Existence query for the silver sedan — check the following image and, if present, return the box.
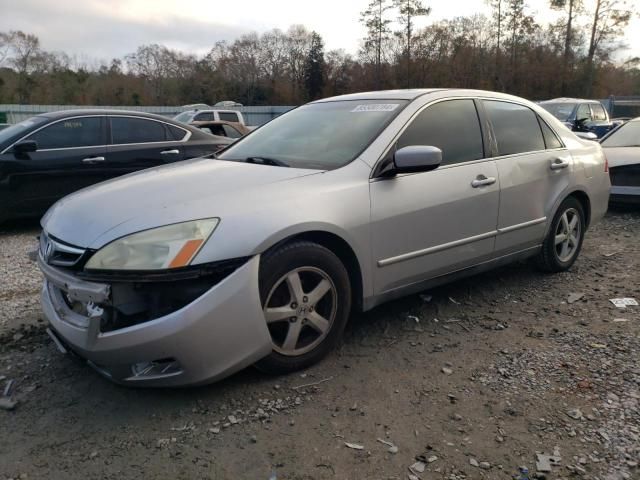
[38,89,610,386]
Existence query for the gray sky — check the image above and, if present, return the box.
[1,0,638,64]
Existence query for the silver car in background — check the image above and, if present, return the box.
[38,89,610,386]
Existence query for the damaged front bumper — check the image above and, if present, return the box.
[39,255,273,386]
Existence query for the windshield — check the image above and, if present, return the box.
[173,112,194,123]
[540,103,577,122]
[601,121,640,147]
[0,116,48,146]
[216,100,408,170]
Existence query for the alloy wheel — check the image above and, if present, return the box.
[263,267,337,356]
[554,207,581,263]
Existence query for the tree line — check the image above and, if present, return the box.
[0,0,637,107]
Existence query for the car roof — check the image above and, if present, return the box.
[539,98,600,104]
[37,109,179,121]
[314,88,546,104]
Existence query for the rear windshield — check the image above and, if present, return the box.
[540,103,576,122]
[601,121,640,148]
[0,116,48,146]
[217,100,408,170]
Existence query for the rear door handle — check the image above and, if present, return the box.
[161,149,180,155]
[471,175,496,188]
[550,158,570,170]
[82,156,105,164]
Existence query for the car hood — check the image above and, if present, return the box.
[603,146,640,168]
[42,158,322,248]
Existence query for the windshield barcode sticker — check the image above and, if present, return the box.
[351,104,399,113]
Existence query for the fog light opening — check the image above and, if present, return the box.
[130,359,183,380]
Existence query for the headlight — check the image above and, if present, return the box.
[85,219,219,271]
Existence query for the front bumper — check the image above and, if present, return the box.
[39,255,272,386]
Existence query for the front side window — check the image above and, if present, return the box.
[540,103,576,122]
[110,117,169,144]
[601,121,640,147]
[194,112,215,122]
[27,117,104,150]
[576,104,592,122]
[591,103,607,121]
[484,101,545,155]
[396,99,484,166]
[219,112,239,123]
[217,100,407,170]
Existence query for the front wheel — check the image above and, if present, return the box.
[256,241,351,374]
[536,197,585,272]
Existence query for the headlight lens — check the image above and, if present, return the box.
[85,219,219,271]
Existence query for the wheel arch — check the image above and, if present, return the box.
[261,230,365,312]
[547,188,592,235]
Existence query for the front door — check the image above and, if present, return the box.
[370,98,500,295]
[0,116,108,218]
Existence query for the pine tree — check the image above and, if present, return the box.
[304,32,325,100]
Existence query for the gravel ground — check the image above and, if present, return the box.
[0,209,638,480]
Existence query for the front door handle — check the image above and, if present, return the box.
[550,158,570,170]
[82,156,105,164]
[471,174,497,188]
[161,149,180,155]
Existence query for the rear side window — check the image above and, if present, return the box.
[591,103,607,121]
[218,112,239,123]
[27,117,105,149]
[110,117,169,144]
[538,118,563,149]
[167,124,187,141]
[484,101,545,155]
[397,99,484,166]
[223,125,242,138]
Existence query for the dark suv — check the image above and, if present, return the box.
[539,98,614,138]
[0,110,231,223]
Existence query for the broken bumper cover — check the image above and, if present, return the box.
[39,255,273,386]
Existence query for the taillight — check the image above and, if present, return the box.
[604,154,609,173]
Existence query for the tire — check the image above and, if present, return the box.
[255,241,351,374]
[536,196,586,272]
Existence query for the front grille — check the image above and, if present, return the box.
[610,165,640,187]
[39,231,87,268]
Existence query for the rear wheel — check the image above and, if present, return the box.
[536,197,585,272]
[256,241,351,374]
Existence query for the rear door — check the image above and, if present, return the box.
[1,116,107,217]
[483,100,572,256]
[105,116,186,177]
[370,98,500,294]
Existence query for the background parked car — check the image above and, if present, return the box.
[539,98,615,138]
[173,109,246,126]
[0,110,228,223]
[191,120,251,140]
[600,117,640,204]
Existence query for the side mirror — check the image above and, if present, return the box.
[393,145,442,174]
[13,140,38,154]
[575,131,598,141]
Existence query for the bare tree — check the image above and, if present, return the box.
[550,0,583,94]
[584,0,631,94]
